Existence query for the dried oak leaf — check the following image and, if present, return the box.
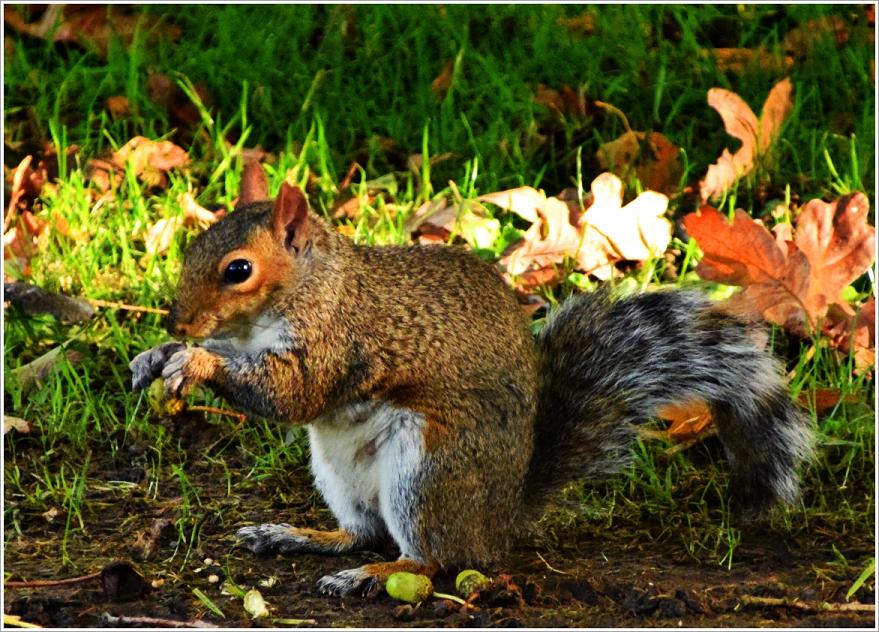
[684,206,812,329]
[596,131,682,196]
[700,78,794,202]
[580,172,672,273]
[410,197,500,250]
[495,174,671,290]
[533,84,592,119]
[684,194,875,336]
[793,193,875,317]
[91,136,189,191]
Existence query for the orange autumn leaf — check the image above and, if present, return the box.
[793,193,876,316]
[684,194,875,337]
[684,206,811,329]
[596,131,683,196]
[657,400,714,441]
[700,79,794,202]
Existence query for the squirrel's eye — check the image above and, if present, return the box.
[223,259,252,284]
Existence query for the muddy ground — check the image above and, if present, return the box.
[4,416,875,628]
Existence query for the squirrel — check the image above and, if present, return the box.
[130,163,814,597]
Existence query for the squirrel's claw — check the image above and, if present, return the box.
[129,341,186,391]
[316,567,382,598]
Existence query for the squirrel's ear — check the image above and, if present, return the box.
[238,160,269,206]
[272,183,310,254]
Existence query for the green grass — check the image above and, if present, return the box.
[3,4,874,581]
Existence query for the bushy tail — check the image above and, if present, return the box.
[524,288,814,518]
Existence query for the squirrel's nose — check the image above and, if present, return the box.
[165,304,183,337]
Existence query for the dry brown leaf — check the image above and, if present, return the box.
[499,195,581,292]
[685,195,875,339]
[410,197,500,250]
[782,15,849,58]
[105,95,131,118]
[596,131,682,196]
[533,84,591,119]
[4,5,180,58]
[478,187,546,223]
[700,79,794,202]
[794,193,875,315]
[684,206,812,329]
[709,47,794,75]
[797,387,859,417]
[557,12,596,36]
[179,193,220,227]
[495,174,671,289]
[657,400,714,441]
[3,415,30,435]
[431,60,454,99]
[91,136,189,190]
[580,172,672,267]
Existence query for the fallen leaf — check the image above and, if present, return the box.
[557,11,596,36]
[8,344,84,392]
[131,518,173,561]
[596,131,682,195]
[700,78,794,202]
[410,197,500,250]
[144,216,184,255]
[684,206,812,329]
[495,174,671,290]
[793,193,875,314]
[479,186,546,223]
[147,73,211,133]
[499,194,582,290]
[684,195,875,337]
[4,5,180,58]
[533,84,592,119]
[708,47,794,75]
[243,588,270,619]
[105,95,131,118]
[431,60,455,99]
[782,15,849,58]
[580,172,672,265]
[90,136,189,191]
[3,415,30,434]
[657,400,714,441]
[179,193,220,227]
[797,388,859,417]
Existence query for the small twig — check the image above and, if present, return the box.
[661,427,719,459]
[339,161,360,191]
[102,613,219,628]
[536,551,571,575]
[87,299,169,315]
[739,594,875,613]
[5,571,101,588]
[188,405,247,424]
[594,100,634,136]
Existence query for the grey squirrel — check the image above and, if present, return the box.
[130,164,813,596]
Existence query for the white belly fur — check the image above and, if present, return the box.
[308,400,426,557]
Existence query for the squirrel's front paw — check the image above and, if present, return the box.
[161,347,221,398]
[130,342,186,391]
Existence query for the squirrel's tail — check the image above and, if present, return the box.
[524,289,813,518]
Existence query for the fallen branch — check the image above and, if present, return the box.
[739,594,875,613]
[5,571,101,588]
[102,613,218,628]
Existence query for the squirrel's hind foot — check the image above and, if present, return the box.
[317,558,439,598]
[236,524,360,555]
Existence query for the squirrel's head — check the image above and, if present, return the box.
[167,175,323,341]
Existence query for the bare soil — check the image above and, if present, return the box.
[4,417,875,628]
